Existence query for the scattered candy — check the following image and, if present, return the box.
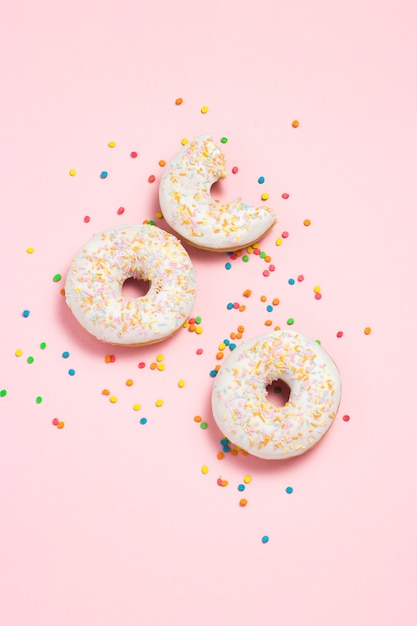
[286,486,294,494]
[261,535,269,544]
[364,327,372,335]
[100,171,108,179]
[343,415,350,422]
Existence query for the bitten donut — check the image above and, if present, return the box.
[159,135,276,251]
[65,224,197,346]
[212,330,341,460]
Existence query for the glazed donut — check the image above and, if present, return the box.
[159,135,276,251]
[211,330,341,460]
[65,224,197,346]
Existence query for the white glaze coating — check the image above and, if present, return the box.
[159,135,276,251]
[211,330,341,460]
[65,224,197,345]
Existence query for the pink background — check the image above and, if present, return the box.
[1,1,416,624]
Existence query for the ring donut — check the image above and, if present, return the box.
[159,135,276,251]
[65,224,197,346]
[211,330,341,460]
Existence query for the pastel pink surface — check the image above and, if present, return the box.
[1,1,417,625]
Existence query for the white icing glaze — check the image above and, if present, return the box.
[65,224,197,345]
[211,330,341,460]
[159,135,276,251]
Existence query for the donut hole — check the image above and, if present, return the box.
[266,380,291,407]
[121,276,151,298]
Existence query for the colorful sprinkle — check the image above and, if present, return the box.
[303,219,311,226]
[337,331,343,338]
[26,247,35,254]
[139,417,147,425]
[282,193,289,199]
[286,486,294,494]
[133,403,141,411]
[22,310,30,318]
[68,369,75,376]
[364,327,372,335]
[155,399,163,407]
[117,207,125,215]
[0,390,7,397]
[52,418,59,426]
[200,421,208,430]
[261,535,269,544]
[232,166,238,174]
[15,349,22,357]
[258,176,265,184]
[53,274,61,282]
[69,169,76,176]
[220,137,228,144]
[287,318,295,325]
[62,351,70,358]
[292,120,299,128]
[108,141,116,148]
[27,356,34,364]
[201,106,208,114]
[130,151,138,158]
[57,421,65,429]
[239,499,248,507]
[100,171,108,179]
[148,175,156,183]
[343,414,350,422]
[201,465,208,474]
[35,396,42,404]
